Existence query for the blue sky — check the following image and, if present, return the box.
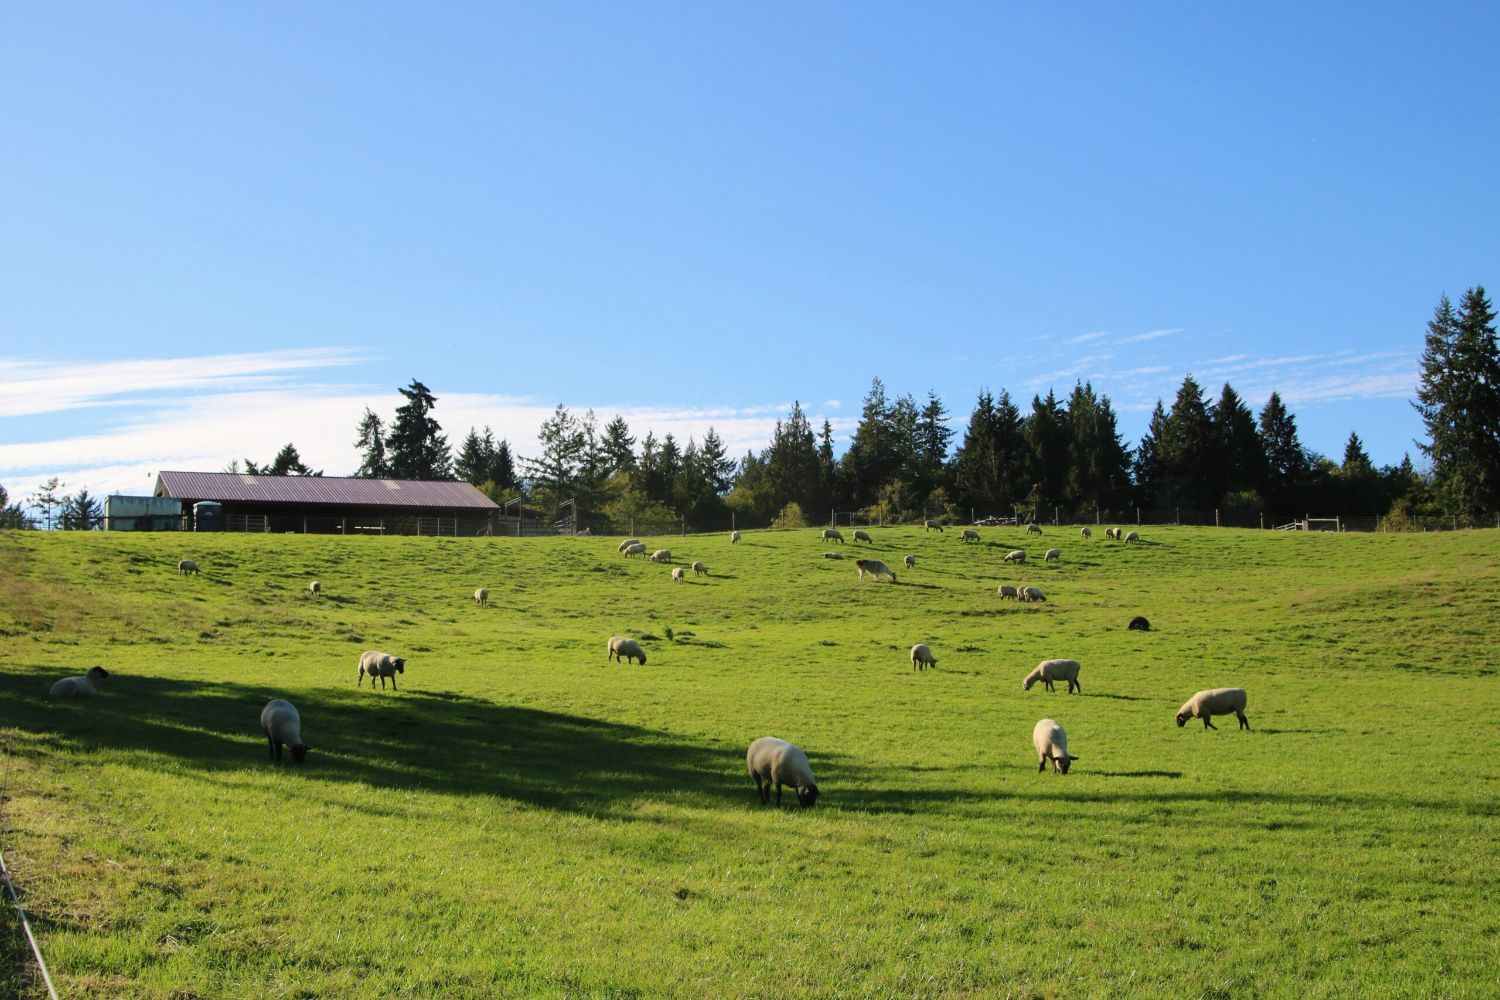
[3,2,1496,500]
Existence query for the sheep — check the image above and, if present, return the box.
[1044,548,1061,562]
[822,551,844,560]
[1023,658,1081,694]
[607,635,647,665]
[692,561,708,577]
[1027,523,1043,535]
[358,650,406,691]
[649,548,673,563]
[1127,615,1151,632]
[618,538,641,553]
[924,519,944,532]
[853,529,873,544]
[1176,688,1250,730]
[822,528,845,544]
[671,567,686,582]
[1124,530,1140,543]
[260,699,309,764]
[1080,526,1092,539]
[997,584,1019,600]
[1003,549,1026,564]
[910,643,938,670]
[961,528,980,543]
[49,666,108,699]
[903,554,917,569]
[746,736,819,807]
[730,530,741,544]
[855,558,898,583]
[177,559,199,576]
[623,542,648,557]
[1105,527,1120,541]
[1019,586,1047,603]
[1033,718,1078,774]
[307,580,322,598]
[474,587,489,606]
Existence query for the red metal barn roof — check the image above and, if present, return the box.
[154,471,500,510]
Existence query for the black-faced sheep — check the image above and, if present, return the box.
[671,567,686,582]
[1023,658,1081,694]
[1027,523,1043,535]
[855,558,897,582]
[261,699,309,764]
[177,559,199,576]
[623,542,648,557]
[961,528,980,543]
[1044,548,1061,562]
[1018,586,1046,603]
[823,551,844,560]
[730,530,741,543]
[307,580,322,598]
[617,538,641,553]
[692,561,708,577]
[607,636,647,665]
[1127,615,1150,631]
[1176,688,1250,730]
[924,519,944,532]
[822,528,845,544]
[649,548,672,563]
[49,666,108,699]
[358,650,406,690]
[997,584,1019,600]
[1003,549,1026,564]
[1080,526,1092,539]
[1124,530,1140,543]
[1033,719,1077,774]
[903,554,917,569]
[474,587,489,606]
[746,736,818,807]
[1105,527,1121,541]
[910,643,938,670]
[853,529,873,544]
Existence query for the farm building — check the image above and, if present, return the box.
[153,471,502,535]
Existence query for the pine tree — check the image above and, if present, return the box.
[915,390,954,498]
[699,428,737,496]
[488,439,517,492]
[1211,383,1266,500]
[525,405,584,507]
[764,402,823,516]
[1067,382,1131,510]
[1133,402,1169,505]
[25,477,66,530]
[59,488,103,530]
[1157,375,1216,509]
[1259,392,1308,513]
[842,378,898,507]
[454,427,496,486]
[263,443,320,476]
[953,389,1027,517]
[0,484,29,529]
[353,408,390,478]
[601,416,637,475]
[1415,286,1500,513]
[385,380,452,480]
[1022,390,1070,508]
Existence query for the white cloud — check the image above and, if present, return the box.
[1121,327,1182,344]
[1064,330,1110,345]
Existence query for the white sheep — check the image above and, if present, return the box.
[822,551,844,560]
[1027,523,1043,535]
[358,650,406,690]
[692,561,708,577]
[1003,549,1026,564]
[1033,718,1077,774]
[1105,527,1120,541]
[1018,586,1046,603]
[1080,526,1092,539]
[1176,688,1250,730]
[1124,530,1140,543]
[853,529,873,544]
[649,548,672,563]
[746,736,819,807]
[822,528,845,544]
[177,559,199,576]
[671,567,686,582]
[307,580,322,598]
[997,584,1019,600]
[730,530,741,544]
[1023,658,1081,694]
[260,698,309,764]
[474,587,489,606]
[855,558,898,582]
[623,542,648,557]
[961,528,980,543]
[607,635,647,665]
[49,666,108,699]
[1044,548,1061,562]
[618,538,641,553]
[924,519,944,532]
[903,554,917,569]
[910,643,938,670]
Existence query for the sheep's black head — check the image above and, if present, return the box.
[87,666,109,681]
[291,744,308,764]
[797,784,819,808]
[393,658,406,673]
[1175,712,1189,727]
[1058,754,1077,775]
[637,652,647,665]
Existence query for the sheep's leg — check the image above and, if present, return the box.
[1071,679,1080,694]
[266,730,276,760]
[390,675,397,691]
[775,783,783,806]
[1203,717,1217,730]
[1237,711,1250,730]
[1038,756,1048,773]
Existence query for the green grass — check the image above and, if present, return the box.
[0,525,1497,998]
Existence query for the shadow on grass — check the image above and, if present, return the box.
[0,665,744,818]
[1092,769,1184,779]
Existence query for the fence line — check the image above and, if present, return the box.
[1,743,59,999]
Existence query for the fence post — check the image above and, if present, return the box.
[1259,512,1264,530]
[1215,509,1219,528]
[681,517,686,537]
[731,512,736,532]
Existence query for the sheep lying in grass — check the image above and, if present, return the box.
[1128,615,1150,631]
[692,561,708,577]
[747,737,819,807]
[623,542,648,557]
[822,528,844,544]
[961,528,980,543]
[177,559,199,576]
[853,529,873,544]
[1033,719,1077,774]
[607,636,647,665]
[307,580,322,598]
[1003,549,1026,564]
[1176,688,1250,730]
[731,530,741,543]
[997,584,1019,600]
[358,650,406,690]
[1124,530,1140,543]
[474,587,489,606]
[1023,658,1081,693]
[924,519,944,532]
[903,554,917,569]
[671,567,686,582]
[910,643,938,670]
[823,551,844,560]
[1027,523,1043,535]
[1044,548,1061,562]
[649,548,673,563]
[855,558,898,582]
[1019,586,1046,603]
[618,538,641,553]
[49,666,108,699]
[1080,526,1092,539]
[261,699,309,764]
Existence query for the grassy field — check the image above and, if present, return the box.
[0,524,1496,998]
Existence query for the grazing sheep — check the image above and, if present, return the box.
[1176,688,1250,730]
[924,519,944,532]
[1124,530,1140,543]
[1044,548,1061,562]
[474,587,489,606]
[1018,586,1046,603]
[961,528,980,543]
[1033,718,1077,774]
[49,666,108,699]
[692,561,708,577]
[997,584,1019,600]
[855,558,898,583]
[823,551,844,559]
[1080,526,1092,539]
[730,530,741,544]
[1127,615,1151,631]
[1003,549,1026,564]
[607,635,647,665]
[617,538,641,553]
[853,529,873,544]
[910,643,938,670]
[671,567,686,582]
[903,554,917,569]
[177,559,199,576]
[260,699,309,764]
[623,542,648,557]
[649,548,673,563]
[358,650,406,691]
[1027,523,1043,535]
[307,580,322,598]
[1023,658,1081,694]
[746,737,819,807]
[822,528,845,544]
[1105,527,1120,541]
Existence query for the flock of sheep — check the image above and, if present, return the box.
[50,521,1248,809]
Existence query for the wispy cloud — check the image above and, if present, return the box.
[1065,330,1110,346]
[1120,327,1182,344]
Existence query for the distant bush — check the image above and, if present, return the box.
[772,502,809,530]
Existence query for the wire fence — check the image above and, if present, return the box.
[1,742,59,999]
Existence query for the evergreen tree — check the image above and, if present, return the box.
[1067,382,1131,510]
[841,378,899,507]
[489,439,517,492]
[654,434,683,506]
[0,484,30,529]
[1415,286,1500,513]
[1022,390,1070,508]
[953,389,1027,517]
[524,405,584,507]
[353,408,390,478]
[1339,431,1380,513]
[817,419,840,507]
[1156,375,1216,508]
[1133,402,1169,505]
[914,390,954,499]
[764,402,823,517]
[601,415,637,475]
[1342,432,1374,477]
[699,428,737,496]
[1259,392,1309,513]
[261,443,320,476]
[1211,383,1266,500]
[25,477,66,530]
[454,427,498,486]
[385,381,452,479]
[59,488,103,530]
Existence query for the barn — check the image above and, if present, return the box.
[154,471,501,535]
